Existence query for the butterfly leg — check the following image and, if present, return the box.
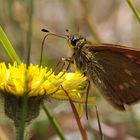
[53,57,66,74]
[85,79,91,120]
[57,56,74,78]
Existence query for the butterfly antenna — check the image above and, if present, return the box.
[41,29,67,39]
[40,29,67,66]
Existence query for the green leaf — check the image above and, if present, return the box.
[0,26,21,64]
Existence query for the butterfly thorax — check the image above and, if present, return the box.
[67,35,95,74]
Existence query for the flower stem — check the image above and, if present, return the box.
[42,104,66,140]
[15,96,28,140]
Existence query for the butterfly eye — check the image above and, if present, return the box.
[71,36,78,46]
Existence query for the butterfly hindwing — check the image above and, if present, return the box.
[83,45,140,110]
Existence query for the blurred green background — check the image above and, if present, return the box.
[0,0,140,140]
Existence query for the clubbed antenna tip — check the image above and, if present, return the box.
[41,29,49,33]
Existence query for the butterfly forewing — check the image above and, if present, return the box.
[90,44,140,64]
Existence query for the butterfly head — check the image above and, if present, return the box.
[67,34,87,49]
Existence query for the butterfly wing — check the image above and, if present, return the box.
[91,43,140,64]
[85,44,140,110]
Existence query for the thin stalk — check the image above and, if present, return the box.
[126,0,140,22]
[42,104,66,140]
[26,0,34,66]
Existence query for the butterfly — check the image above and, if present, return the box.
[42,29,140,110]
[67,34,140,110]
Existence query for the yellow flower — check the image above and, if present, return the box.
[0,62,95,122]
[0,62,95,102]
